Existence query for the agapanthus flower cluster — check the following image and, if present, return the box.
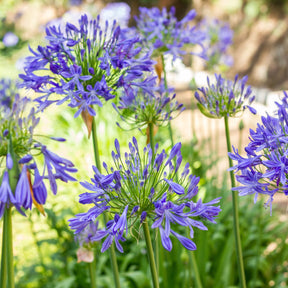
[134,6,206,61]
[195,74,256,119]
[197,18,233,69]
[0,79,77,218]
[229,92,288,213]
[113,78,184,130]
[20,14,155,117]
[69,138,221,252]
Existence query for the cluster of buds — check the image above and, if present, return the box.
[195,74,256,119]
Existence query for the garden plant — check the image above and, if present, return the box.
[0,1,288,288]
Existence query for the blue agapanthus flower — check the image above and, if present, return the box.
[113,77,184,130]
[0,79,77,218]
[134,6,206,61]
[197,18,233,70]
[69,138,221,252]
[228,92,288,213]
[19,14,155,117]
[195,74,256,119]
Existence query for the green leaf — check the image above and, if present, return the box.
[54,276,76,288]
[214,232,234,287]
[123,271,151,288]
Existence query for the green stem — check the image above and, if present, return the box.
[186,252,192,288]
[224,116,246,288]
[161,54,174,148]
[161,54,168,92]
[92,118,102,172]
[6,208,14,288]
[189,251,203,288]
[238,119,244,154]
[214,120,220,189]
[91,117,121,288]
[191,89,197,139]
[2,137,18,288]
[109,241,121,288]
[168,122,175,148]
[148,123,155,156]
[142,221,159,288]
[0,209,8,288]
[187,225,203,288]
[161,54,177,182]
[147,123,160,276]
[208,118,213,154]
[88,258,96,288]
[252,200,263,286]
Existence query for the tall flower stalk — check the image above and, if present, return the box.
[189,250,203,288]
[1,207,14,288]
[195,73,256,288]
[224,115,246,288]
[161,54,175,158]
[146,122,160,276]
[5,141,17,288]
[142,220,159,288]
[1,209,8,288]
